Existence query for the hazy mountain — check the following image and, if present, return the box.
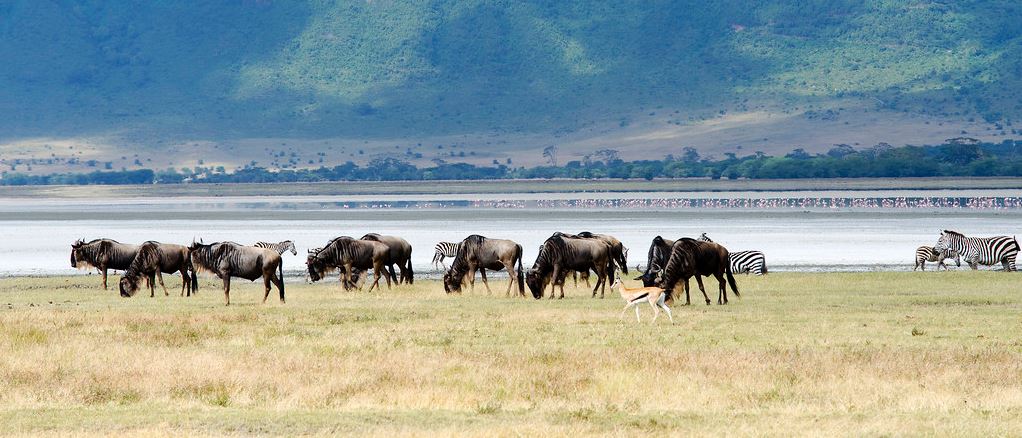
[2,1,1021,170]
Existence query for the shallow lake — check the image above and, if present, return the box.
[1,190,1020,277]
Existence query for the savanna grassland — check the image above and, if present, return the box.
[1,272,1021,436]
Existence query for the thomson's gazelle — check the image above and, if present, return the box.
[613,278,673,323]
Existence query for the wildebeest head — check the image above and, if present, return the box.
[636,262,662,287]
[306,253,330,282]
[70,239,85,268]
[442,269,462,294]
[119,274,141,297]
[525,268,547,299]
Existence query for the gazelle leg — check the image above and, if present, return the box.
[650,300,659,323]
[634,304,641,322]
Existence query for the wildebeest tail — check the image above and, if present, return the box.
[515,244,525,296]
[406,256,414,285]
[278,258,285,299]
[607,257,615,285]
[725,260,740,297]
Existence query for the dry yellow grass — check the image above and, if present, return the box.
[1,272,1021,436]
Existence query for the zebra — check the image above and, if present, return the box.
[255,240,298,257]
[914,245,960,271]
[698,233,768,275]
[934,230,1019,271]
[432,241,461,270]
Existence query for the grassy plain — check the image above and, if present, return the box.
[1,272,1021,436]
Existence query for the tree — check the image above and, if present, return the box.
[681,147,700,163]
[827,144,856,158]
[542,145,558,166]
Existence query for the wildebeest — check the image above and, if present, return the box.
[637,236,675,286]
[307,236,393,292]
[526,234,615,299]
[70,238,139,289]
[189,241,284,306]
[361,233,413,284]
[655,238,739,305]
[442,235,524,296]
[577,231,628,273]
[118,241,194,298]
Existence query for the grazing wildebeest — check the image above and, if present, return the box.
[577,231,629,273]
[442,235,524,296]
[637,236,676,287]
[655,238,739,305]
[189,241,284,306]
[307,236,392,292]
[361,233,413,284]
[526,234,615,299]
[70,238,139,289]
[119,241,194,298]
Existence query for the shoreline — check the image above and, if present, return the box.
[2,177,1022,198]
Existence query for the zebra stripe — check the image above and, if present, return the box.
[255,240,297,256]
[699,233,767,275]
[432,241,461,268]
[914,245,959,271]
[935,230,1019,271]
[729,251,768,276]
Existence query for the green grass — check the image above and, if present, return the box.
[1,272,1021,435]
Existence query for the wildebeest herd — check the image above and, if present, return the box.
[68,229,1018,313]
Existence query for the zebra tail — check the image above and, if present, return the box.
[726,262,740,297]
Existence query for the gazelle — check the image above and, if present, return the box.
[613,278,673,323]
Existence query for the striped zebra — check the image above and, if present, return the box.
[432,241,461,269]
[934,230,1019,271]
[255,240,297,256]
[914,245,960,271]
[698,233,768,275]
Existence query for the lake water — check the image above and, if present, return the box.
[1,189,1020,277]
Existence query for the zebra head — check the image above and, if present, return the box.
[934,230,959,254]
[283,240,297,256]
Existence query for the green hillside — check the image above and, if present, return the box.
[1,1,1021,145]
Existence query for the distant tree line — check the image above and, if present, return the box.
[3,139,1022,185]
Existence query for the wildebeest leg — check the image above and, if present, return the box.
[101,267,109,290]
[502,261,515,297]
[591,265,605,298]
[683,278,691,305]
[262,273,272,303]
[714,272,727,304]
[157,271,168,296]
[692,275,711,305]
[480,269,492,294]
[148,273,157,297]
[179,268,189,296]
[387,264,398,284]
[467,263,477,292]
[222,275,231,306]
